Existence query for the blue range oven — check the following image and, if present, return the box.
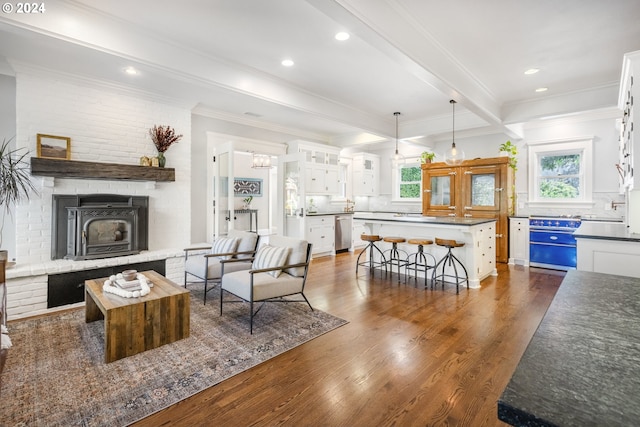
[529,217,581,270]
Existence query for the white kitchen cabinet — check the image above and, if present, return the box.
[509,217,530,266]
[619,51,639,191]
[352,219,366,250]
[474,222,495,278]
[619,51,640,233]
[352,153,380,196]
[306,215,335,256]
[577,238,640,278]
[289,141,341,195]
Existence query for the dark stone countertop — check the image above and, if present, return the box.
[498,270,640,427]
[306,212,353,216]
[573,222,640,242]
[353,213,495,226]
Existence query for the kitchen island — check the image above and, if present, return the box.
[498,270,640,426]
[574,221,640,278]
[353,213,497,287]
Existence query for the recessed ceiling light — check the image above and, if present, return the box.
[124,66,138,75]
[535,87,548,92]
[281,59,294,67]
[335,32,350,41]
[524,68,540,75]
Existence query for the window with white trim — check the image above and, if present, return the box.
[393,160,422,201]
[528,138,593,205]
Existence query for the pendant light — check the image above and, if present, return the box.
[251,152,272,169]
[444,99,465,165]
[392,112,405,165]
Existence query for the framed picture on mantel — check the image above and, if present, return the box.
[37,134,71,160]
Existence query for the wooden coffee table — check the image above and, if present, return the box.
[85,270,190,363]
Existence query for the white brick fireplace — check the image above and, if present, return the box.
[4,68,192,320]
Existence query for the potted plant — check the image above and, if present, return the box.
[243,196,253,209]
[1,137,38,252]
[499,140,517,170]
[420,151,436,164]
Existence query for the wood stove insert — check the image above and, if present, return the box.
[51,194,149,260]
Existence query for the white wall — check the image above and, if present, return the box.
[348,111,624,218]
[0,74,17,257]
[11,71,192,264]
[515,112,623,217]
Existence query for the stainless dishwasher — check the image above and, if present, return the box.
[335,214,352,252]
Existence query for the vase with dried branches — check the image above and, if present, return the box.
[148,125,183,168]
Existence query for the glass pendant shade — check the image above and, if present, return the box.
[444,142,465,165]
[252,153,272,168]
[444,99,465,165]
[392,112,405,165]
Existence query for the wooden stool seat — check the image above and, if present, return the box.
[382,237,408,283]
[408,238,433,246]
[435,238,465,248]
[383,236,406,244]
[356,235,387,276]
[405,238,435,288]
[432,237,468,294]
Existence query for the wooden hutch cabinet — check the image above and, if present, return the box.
[421,157,513,263]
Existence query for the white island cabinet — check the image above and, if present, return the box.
[354,213,497,288]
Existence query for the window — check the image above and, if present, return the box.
[394,161,421,201]
[538,153,581,198]
[528,138,593,207]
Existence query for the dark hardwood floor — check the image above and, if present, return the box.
[134,251,564,427]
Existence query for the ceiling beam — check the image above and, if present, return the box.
[0,9,394,138]
[307,0,523,139]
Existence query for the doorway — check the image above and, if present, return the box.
[206,133,285,242]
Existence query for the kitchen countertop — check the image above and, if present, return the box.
[306,212,353,216]
[508,216,624,222]
[498,270,640,427]
[574,222,640,242]
[353,212,495,226]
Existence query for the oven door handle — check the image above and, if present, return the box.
[529,229,576,234]
[530,241,576,248]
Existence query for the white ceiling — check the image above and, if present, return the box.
[1,0,639,148]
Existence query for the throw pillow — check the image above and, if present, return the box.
[212,237,240,260]
[252,245,290,278]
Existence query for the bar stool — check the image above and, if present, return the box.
[382,237,408,283]
[432,238,469,294]
[356,234,387,276]
[405,238,436,288]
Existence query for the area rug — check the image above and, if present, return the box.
[0,284,347,426]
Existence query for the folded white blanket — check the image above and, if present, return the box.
[1,331,11,349]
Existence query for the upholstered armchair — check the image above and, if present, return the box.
[220,236,313,333]
[184,229,259,304]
